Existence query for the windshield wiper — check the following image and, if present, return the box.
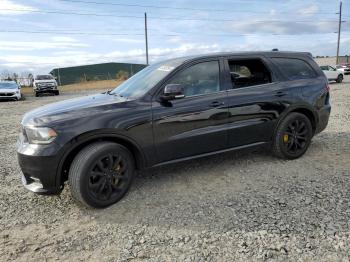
[108,91,124,98]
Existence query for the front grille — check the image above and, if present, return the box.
[0,92,14,96]
[37,82,55,87]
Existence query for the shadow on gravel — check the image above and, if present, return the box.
[85,132,350,235]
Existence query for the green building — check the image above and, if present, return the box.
[50,62,147,86]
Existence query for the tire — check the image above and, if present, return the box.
[55,90,60,95]
[336,74,343,83]
[35,92,39,97]
[69,142,135,208]
[272,112,313,159]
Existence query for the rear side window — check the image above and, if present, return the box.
[228,59,272,89]
[272,58,316,80]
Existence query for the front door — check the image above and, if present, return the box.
[151,59,229,163]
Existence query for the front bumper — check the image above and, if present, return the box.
[36,88,56,92]
[34,86,58,93]
[0,94,19,100]
[17,143,63,195]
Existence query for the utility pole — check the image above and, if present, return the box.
[336,1,342,65]
[57,67,61,86]
[144,12,149,65]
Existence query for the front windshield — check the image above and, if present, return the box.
[110,59,183,99]
[0,82,17,89]
[35,75,54,80]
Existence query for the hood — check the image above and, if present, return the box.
[22,93,128,126]
[0,88,18,93]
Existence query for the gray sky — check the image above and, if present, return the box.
[0,0,349,74]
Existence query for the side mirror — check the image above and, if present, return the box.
[161,84,185,101]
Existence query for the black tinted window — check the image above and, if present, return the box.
[169,61,221,97]
[228,59,271,89]
[272,58,316,80]
[35,75,54,80]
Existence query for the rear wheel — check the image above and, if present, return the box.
[69,142,135,208]
[336,74,343,83]
[54,90,60,95]
[272,113,313,159]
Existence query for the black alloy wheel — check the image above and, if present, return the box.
[282,119,309,155]
[88,153,129,201]
[273,112,313,159]
[337,74,343,83]
[69,142,135,208]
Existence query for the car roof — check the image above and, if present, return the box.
[161,51,313,65]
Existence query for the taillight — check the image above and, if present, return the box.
[325,84,330,92]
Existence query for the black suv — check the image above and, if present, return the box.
[17,52,331,208]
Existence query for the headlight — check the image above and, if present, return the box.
[24,126,57,144]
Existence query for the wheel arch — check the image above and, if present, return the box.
[275,106,317,137]
[289,108,316,133]
[57,131,146,186]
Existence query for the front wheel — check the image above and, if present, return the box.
[336,74,343,83]
[69,142,135,208]
[272,113,313,159]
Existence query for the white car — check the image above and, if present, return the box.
[336,63,350,75]
[33,74,59,97]
[320,65,344,83]
[0,81,22,101]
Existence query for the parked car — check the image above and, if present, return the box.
[336,63,350,75]
[320,65,344,83]
[17,51,331,208]
[0,81,22,101]
[33,74,59,97]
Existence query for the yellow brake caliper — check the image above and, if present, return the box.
[283,134,289,143]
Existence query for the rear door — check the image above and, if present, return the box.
[224,56,290,148]
[151,58,229,163]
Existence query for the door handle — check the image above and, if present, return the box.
[210,101,225,107]
[275,91,287,97]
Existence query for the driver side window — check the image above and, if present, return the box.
[168,61,221,97]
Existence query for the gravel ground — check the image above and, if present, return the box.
[1,78,350,261]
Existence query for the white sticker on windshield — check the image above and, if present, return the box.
[157,65,175,72]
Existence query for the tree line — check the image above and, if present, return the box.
[0,70,34,87]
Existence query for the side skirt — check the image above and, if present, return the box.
[151,141,269,168]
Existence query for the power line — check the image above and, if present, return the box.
[0,29,347,37]
[0,29,145,36]
[57,0,338,15]
[0,8,340,23]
